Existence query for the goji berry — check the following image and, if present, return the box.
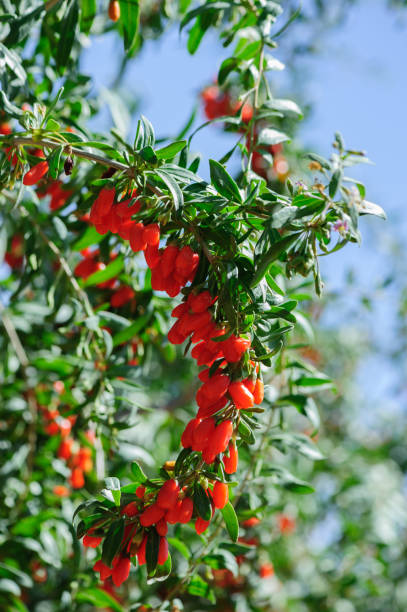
[23,161,49,186]
[156,479,180,510]
[212,481,229,509]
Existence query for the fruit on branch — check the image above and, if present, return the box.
[108,0,120,22]
[22,160,49,186]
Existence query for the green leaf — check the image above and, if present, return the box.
[251,233,301,287]
[278,394,320,432]
[187,15,208,54]
[358,200,386,220]
[76,587,124,612]
[80,0,96,35]
[112,313,152,347]
[154,170,183,209]
[267,98,303,117]
[257,128,290,146]
[180,2,232,30]
[146,529,160,575]
[56,0,79,70]
[304,152,331,170]
[218,57,239,85]
[130,462,147,483]
[187,575,216,602]
[47,146,63,180]
[83,256,124,287]
[101,519,125,566]
[0,90,23,118]
[155,140,186,160]
[118,0,140,53]
[209,159,242,203]
[194,484,212,521]
[220,502,239,542]
[167,537,191,560]
[270,433,324,461]
[329,169,342,198]
[104,477,121,506]
[264,466,314,494]
[72,225,104,251]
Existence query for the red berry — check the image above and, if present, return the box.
[93,187,115,218]
[212,481,229,509]
[195,516,211,535]
[158,537,169,565]
[166,499,183,524]
[23,161,49,186]
[181,418,201,448]
[83,534,103,548]
[179,496,193,523]
[69,467,84,489]
[161,245,179,277]
[189,290,216,313]
[209,420,233,455]
[192,417,216,452]
[223,441,238,474]
[197,395,228,419]
[139,502,165,527]
[156,517,168,536]
[110,285,135,308]
[135,485,145,499]
[93,559,112,580]
[129,222,147,252]
[221,335,251,363]
[253,379,264,404]
[144,244,161,269]
[137,536,147,565]
[157,479,180,510]
[143,223,160,246]
[228,381,254,410]
[112,556,131,587]
[200,374,230,403]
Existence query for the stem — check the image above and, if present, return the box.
[6,136,129,173]
[0,303,37,482]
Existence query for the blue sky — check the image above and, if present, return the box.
[82,2,407,416]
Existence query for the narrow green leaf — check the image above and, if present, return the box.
[154,170,183,209]
[47,146,63,180]
[112,313,152,347]
[209,159,242,203]
[155,141,186,160]
[56,0,79,70]
[257,128,290,146]
[118,0,140,53]
[146,529,160,575]
[220,502,239,542]
[194,484,212,521]
[101,519,125,566]
[83,257,124,287]
[251,233,301,287]
[329,169,342,198]
[130,462,147,483]
[80,0,96,35]
[76,587,124,612]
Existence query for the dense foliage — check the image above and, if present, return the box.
[0,1,398,610]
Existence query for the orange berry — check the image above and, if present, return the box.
[108,0,120,22]
[212,481,229,509]
[23,161,49,186]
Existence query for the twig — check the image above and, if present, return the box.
[7,136,129,173]
[0,303,37,479]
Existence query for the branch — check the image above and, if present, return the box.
[0,303,37,480]
[6,136,129,172]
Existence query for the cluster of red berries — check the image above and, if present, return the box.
[201,85,253,123]
[74,247,135,309]
[84,469,235,587]
[38,179,73,211]
[88,187,200,298]
[168,289,264,480]
[40,382,95,490]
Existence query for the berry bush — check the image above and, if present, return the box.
[0,1,391,610]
